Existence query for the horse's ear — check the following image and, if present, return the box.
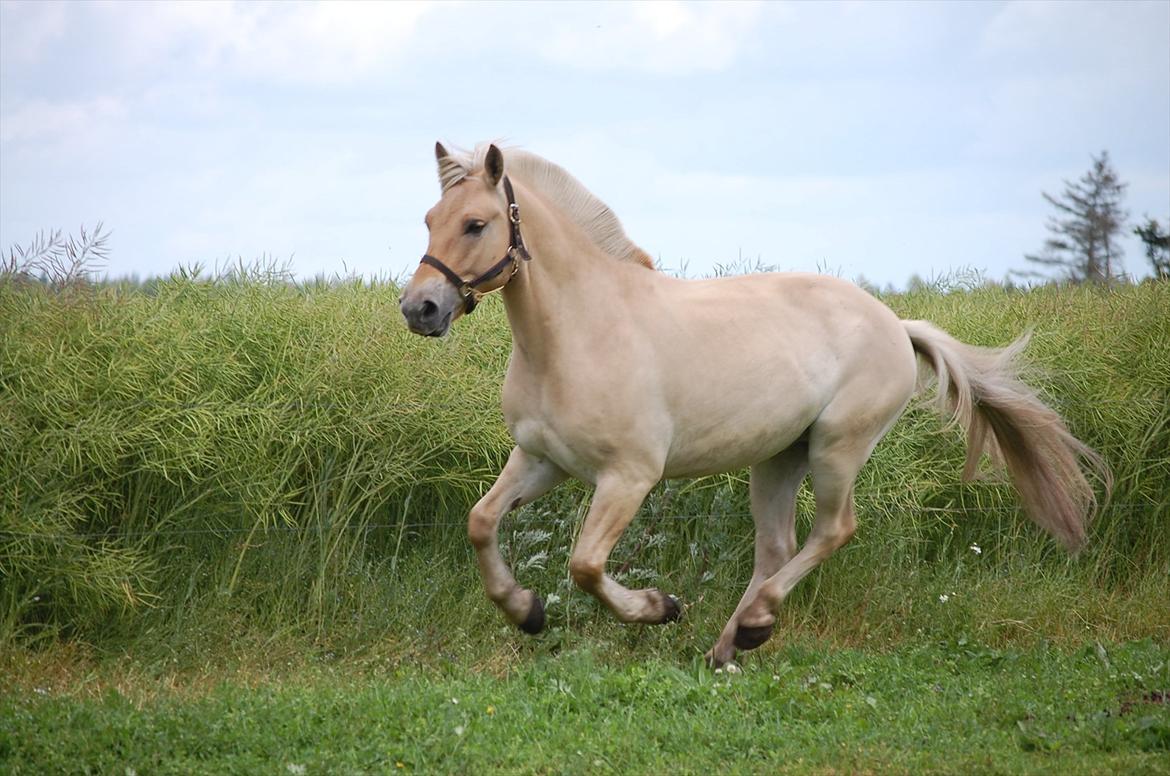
[435,141,462,191]
[484,144,504,187]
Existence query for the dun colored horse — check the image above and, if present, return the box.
[399,143,1107,667]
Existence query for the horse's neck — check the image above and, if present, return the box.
[501,182,624,364]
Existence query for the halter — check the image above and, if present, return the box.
[418,176,532,315]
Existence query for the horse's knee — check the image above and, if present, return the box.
[467,506,495,549]
[569,555,603,591]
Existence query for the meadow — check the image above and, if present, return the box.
[1,267,1167,772]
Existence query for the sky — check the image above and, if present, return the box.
[1,0,1168,288]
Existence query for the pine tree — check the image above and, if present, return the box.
[1023,151,1128,284]
[1133,217,1169,280]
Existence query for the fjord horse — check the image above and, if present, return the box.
[399,143,1107,667]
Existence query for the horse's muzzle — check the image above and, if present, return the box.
[400,289,455,337]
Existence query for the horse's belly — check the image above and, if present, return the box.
[661,399,818,477]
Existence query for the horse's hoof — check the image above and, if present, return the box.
[733,621,774,651]
[704,647,733,670]
[659,592,682,624]
[517,594,545,635]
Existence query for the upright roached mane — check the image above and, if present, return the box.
[399,140,1110,669]
[435,143,655,269]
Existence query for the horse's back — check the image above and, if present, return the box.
[643,272,918,477]
[649,272,915,394]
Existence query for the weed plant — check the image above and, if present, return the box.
[1,265,1167,664]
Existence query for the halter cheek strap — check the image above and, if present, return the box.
[418,176,532,315]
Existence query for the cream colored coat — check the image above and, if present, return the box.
[400,143,1105,667]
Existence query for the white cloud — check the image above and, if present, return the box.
[2,1,1166,287]
[0,1,68,65]
[536,1,765,75]
[224,1,433,85]
[94,0,435,85]
[0,96,125,144]
[978,1,1170,74]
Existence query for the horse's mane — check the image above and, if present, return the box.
[438,143,655,270]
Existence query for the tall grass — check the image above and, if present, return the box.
[1,268,1167,660]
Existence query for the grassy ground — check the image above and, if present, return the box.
[2,277,1167,648]
[2,639,1168,774]
[2,272,1168,772]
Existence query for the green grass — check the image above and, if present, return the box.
[3,274,1167,651]
[1,270,1168,772]
[2,640,1167,774]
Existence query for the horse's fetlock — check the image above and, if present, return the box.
[483,583,510,605]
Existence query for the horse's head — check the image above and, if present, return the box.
[400,142,521,337]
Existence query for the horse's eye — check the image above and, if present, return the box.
[465,220,486,236]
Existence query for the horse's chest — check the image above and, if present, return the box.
[502,373,613,482]
[505,409,594,481]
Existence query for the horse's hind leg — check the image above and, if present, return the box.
[568,471,680,624]
[732,419,881,652]
[706,443,809,668]
[468,446,567,634]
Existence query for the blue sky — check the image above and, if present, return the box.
[2,0,1168,287]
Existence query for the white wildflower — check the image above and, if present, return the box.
[286,765,306,776]
[969,544,982,555]
[939,594,950,603]
[454,725,465,737]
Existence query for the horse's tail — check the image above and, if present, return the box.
[902,320,1111,553]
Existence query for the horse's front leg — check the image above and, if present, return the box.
[469,446,567,634]
[568,471,680,624]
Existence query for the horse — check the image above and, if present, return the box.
[399,142,1109,667]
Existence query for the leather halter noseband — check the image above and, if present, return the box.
[418,176,531,315]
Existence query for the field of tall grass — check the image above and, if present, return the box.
[1,268,1167,666]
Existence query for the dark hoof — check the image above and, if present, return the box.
[704,649,731,670]
[658,591,682,624]
[733,621,774,651]
[518,594,545,635]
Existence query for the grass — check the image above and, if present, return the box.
[1,267,1168,772]
[1,275,1167,649]
[2,639,1167,774]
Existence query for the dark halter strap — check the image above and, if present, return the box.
[418,176,531,315]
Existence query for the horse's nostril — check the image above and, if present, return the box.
[420,300,438,319]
